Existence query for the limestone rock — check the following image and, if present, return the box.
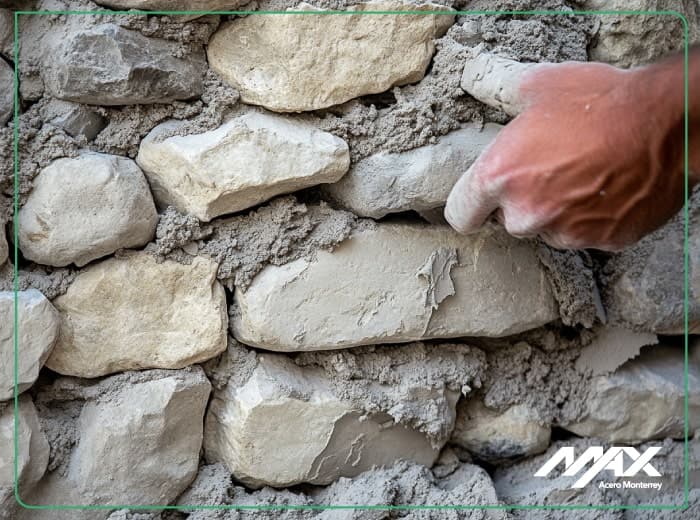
[603,197,700,334]
[204,351,449,488]
[207,2,455,112]
[46,252,227,377]
[0,290,60,401]
[575,326,658,376]
[42,23,206,105]
[0,397,50,518]
[18,152,158,267]
[322,123,501,219]
[451,400,550,461]
[137,112,349,221]
[48,102,106,141]
[95,0,250,9]
[24,368,210,513]
[0,58,12,126]
[584,0,699,67]
[232,223,558,351]
[564,343,700,443]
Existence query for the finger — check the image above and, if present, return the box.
[460,51,543,117]
[444,160,499,235]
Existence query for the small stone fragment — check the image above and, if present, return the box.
[575,326,658,376]
[18,152,158,267]
[564,343,700,443]
[137,112,349,221]
[49,103,107,141]
[232,223,558,351]
[0,396,50,518]
[0,290,60,401]
[46,252,227,377]
[42,23,207,105]
[207,2,454,112]
[322,123,501,219]
[0,58,12,126]
[450,400,550,461]
[204,351,449,488]
[24,368,210,511]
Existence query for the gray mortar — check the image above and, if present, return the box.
[196,196,368,291]
[0,262,76,299]
[535,243,601,328]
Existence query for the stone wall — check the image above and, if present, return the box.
[0,1,699,519]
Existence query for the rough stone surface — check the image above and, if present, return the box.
[601,192,700,334]
[46,252,227,377]
[0,58,12,127]
[203,340,485,488]
[47,101,107,141]
[18,152,158,267]
[585,0,699,67]
[42,23,207,105]
[0,396,50,518]
[137,112,350,221]
[451,400,550,462]
[322,123,501,218]
[25,368,210,513]
[0,290,60,401]
[232,223,558,351]
[207,2,455,112]
[565,343,700,443]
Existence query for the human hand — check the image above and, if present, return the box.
[445,52,690,251]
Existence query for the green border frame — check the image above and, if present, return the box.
[10,7,691,514]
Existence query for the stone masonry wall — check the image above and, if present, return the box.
[0,1,699,519]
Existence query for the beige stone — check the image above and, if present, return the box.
[204,352,445,488]
[137,113,349,221]
[95,0,250,9]
[21,368,210,515]
[232,223,558,351]
[207,2,455,112]
[46,252,227,377]
[451,400,550,461]
[0,396,49,518]
[18,152,158,267]
[0,290,60,401]
[565,343,700,443]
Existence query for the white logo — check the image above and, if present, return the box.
[534,446,662,489]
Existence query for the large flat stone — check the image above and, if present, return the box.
[207,2,454,112]
[42,23,206,105]
[0,290,60,401]
[322,123,501,218]
[18,152,158,267]
[46,252,227,377]
[232,223,558,351]
[204,349,458,488]
[137,112,349,221]
[23,368,210,514]
[564,343,700,443]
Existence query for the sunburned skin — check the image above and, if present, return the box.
[447,47,700,251]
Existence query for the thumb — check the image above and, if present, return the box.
[444,159,499,234]
[460,51,542,117]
